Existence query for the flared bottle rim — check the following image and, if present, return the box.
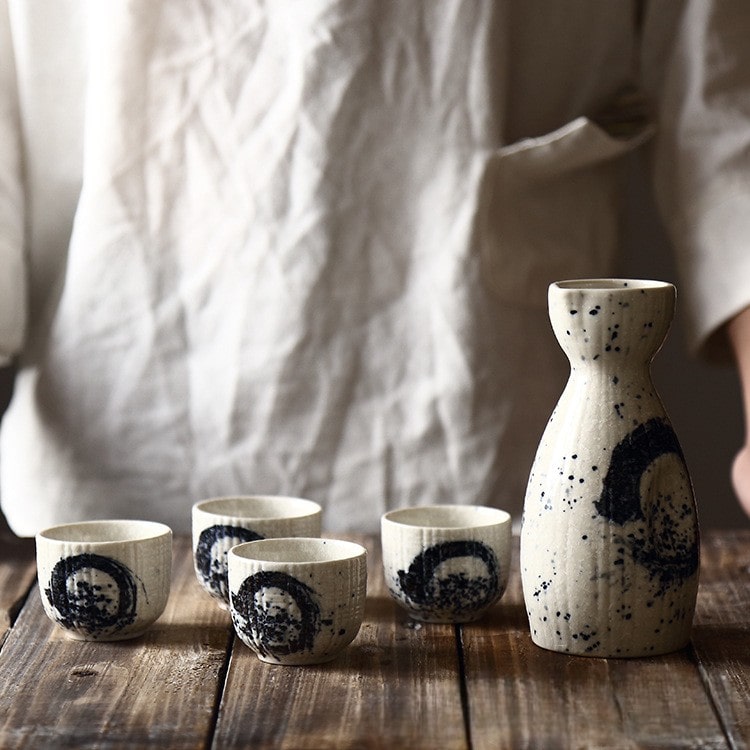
[550,278,674,292]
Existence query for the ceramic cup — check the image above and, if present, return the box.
[381,505,512,623]
[192,495,322,606]
[228,537,367,665]
[35,519,172,641]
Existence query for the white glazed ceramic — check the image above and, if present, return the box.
[35,520,172,641]
[192,495,322,606]
[228,537,367,665]
[521,279,700,657]
[381,505,512,623]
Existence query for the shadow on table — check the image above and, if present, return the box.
[691,623,750,667]
[474,600,529,632]
[315,594,465,675]
[0,531,34,563]
[103,620,234,652]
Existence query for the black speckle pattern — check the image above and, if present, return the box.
[597,418,683,524]
[195,524,263,602]
[45,553,139,638]
[392,540,501,622]
[595,418,699,594]
[230,571,321,661]
[521,280,700,657]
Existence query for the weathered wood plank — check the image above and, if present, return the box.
[692,529,750,749]
[0,536,232,750]
[212,533,468,750]
[462,539,729,750]
[0,531,36,645]
[1,529,746,748]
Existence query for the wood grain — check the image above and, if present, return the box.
[462,539,729,750]
[692,530,750,750]
[212,533,469,749]
[0,536,233,749]
[0,532,35,645]
[1,530,748,748]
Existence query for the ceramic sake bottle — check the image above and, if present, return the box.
[520,279,700,657]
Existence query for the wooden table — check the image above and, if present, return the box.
[1,529,748,749]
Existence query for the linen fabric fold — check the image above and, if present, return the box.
[0,1,748,535]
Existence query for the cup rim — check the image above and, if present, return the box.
[36,519,172,544]
[381,504,511,530]
[193,495,322,520]
[229,537,366,565]
[550,278,674,292]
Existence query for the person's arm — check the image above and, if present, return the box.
[646,1,750,517]
[728,307,750,517]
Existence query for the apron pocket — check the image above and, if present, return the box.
[478,116,652,308]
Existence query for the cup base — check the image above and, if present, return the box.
[254,651,342,666]
[407,610,489,625]
[529,633,692,659]
[60,626,151,642]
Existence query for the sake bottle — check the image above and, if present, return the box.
[520,279,699,657]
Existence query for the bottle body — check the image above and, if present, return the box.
[520,279,699,657]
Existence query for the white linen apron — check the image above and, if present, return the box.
[2,1,749,535]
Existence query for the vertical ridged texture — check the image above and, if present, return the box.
[520,279,699,657]
[36,525,172,641]
[381,506,511,623]
[228,539,367,665]
[191,496,322,605]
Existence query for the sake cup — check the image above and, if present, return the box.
[228,537,367,665]
[35,519,172,641]
[192,495,322,606]
[381,505,512,623]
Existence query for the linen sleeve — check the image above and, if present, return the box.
[649,0,750,362]
[0,0,27,366]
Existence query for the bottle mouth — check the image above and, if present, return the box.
[547,277,674,363]
[552,278,673,292]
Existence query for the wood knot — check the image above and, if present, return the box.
[70,668,98,678]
